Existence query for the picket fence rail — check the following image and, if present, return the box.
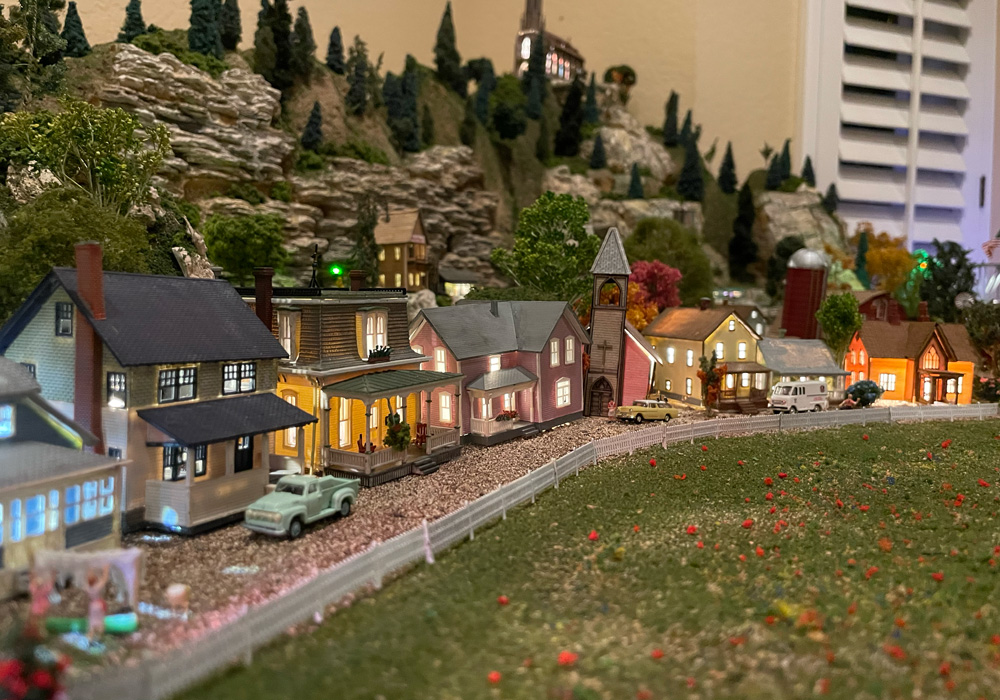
[68,402,999,700]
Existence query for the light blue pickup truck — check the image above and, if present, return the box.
[244,474,359,539]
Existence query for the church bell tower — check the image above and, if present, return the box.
[584,228,631,416]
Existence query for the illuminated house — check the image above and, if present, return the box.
[0,244,316,534]
[374,209,429,292]
[514,0,585,81]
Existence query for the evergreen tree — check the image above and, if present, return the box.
[434,1,465,97]
[589,131,607,169]
[219,0,241,51]
[822,182,839,214]
[778,139,791,181]
[401,64,420,152]
[717,141,737,195]
[525,73,542,119]
[765,156,783,190]
[536,116,550,162]
[627,163,644,199]
[473,60,495,125]
[553,76,585,157]
[383,72,418,153]
[300,101,323,152]
[325,26,344,74]
[253,24,277,85]
[345,40,367,115]
[61,1,90,58]
[584,73,599,125]
[460,96,477,146]
[0,11,26,113]
[189,0,223,59]
[118,0,146,43]
[290,6,316,83]
[728,182,758,283]
[679,109,692,147]
[663,90,679,147]
[801,155,816,187]
[11,0,67,95]
[267,0,293,91]
[351,192,386,287]
[521,33,546,98]
[676,139,704,202]
[422,104,435,147]
[854,229,870,290]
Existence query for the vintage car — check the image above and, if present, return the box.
[615,399,678,424]
[244,474,359,539]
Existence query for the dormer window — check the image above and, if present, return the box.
[359,309,388,358]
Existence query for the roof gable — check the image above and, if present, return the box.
[625,322,661,364]
[374,209,425,246]
[857,320,951,362]
[590,228,631,276]
[644,307,754,341]
[757,339,847,375]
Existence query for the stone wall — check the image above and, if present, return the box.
[753,188,845,261]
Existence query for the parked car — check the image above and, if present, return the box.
[244,475,359,539]
[615,399,678,424]
[769,380,829,414]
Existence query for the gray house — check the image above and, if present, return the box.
[756,338,851,403]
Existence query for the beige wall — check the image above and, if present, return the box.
[76,0,803,173]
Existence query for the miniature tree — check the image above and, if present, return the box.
[536,116,551,161]
[626,163,644,199]
[717,142,737,195]
[489,74,527,141]
[219,0,241,51]
[525,73,543,120]
[350,192,387,288]
[421,104,435,147]
[728,182,758,283]
[203,213,287,286]
[778,139,792,181]
[625,217,713,306]
[663,90,679,147]
[845,379,883,408]
[851,224,915,294]
[765,235,805,298]
[679,109,692,147]
[676,140,704,202]
[759,141,774,166]
[801,155,816,187]
[300,101,323,152]
[553,76,585,157]
[522,35,547,99]
[60,2,90,57]
[434,2,465,97]
[765,155,783,190]
[345,38,368,115]
[0,10,26,113]
[254,24,277,85]
[460,96,477,146]
[963,302,1000,377]
[629,259,681,311]
[589,131,607,170]
[325,26,344,74]
[822,182,839,214]
[697,352,726,416]
[854,229,871,290]
[602,64,636,105]
[189,0,223,59]
[584,74,600,125]
[922,239,975,323]
[256,0,292,91]
[816,292,862,363]
[290,7,316,83]
[118,0,146,42]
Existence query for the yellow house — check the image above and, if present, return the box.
[643,303,766,412]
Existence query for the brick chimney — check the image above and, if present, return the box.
[349,270,364,291]
[887,299,903,326]
[917,301,930,322]
[698,297,712,311]
[253,267,274,330]
[73,242,105,454]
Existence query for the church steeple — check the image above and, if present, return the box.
[521,0,543,32]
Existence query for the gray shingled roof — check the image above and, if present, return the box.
[0,442,116,491]
[757,339,849,376]
[53,269,287,367]
[590,228,631,276]
[467,367,537,392]
[137,393,316,446]
[0,357,39,400]
[322,369,464,401]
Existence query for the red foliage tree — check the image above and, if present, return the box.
[630,260,682,311]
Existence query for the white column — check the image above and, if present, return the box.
[455,388,463,438]
[296,427,305,466]
[185,448,195,486]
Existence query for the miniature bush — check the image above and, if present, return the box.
[489,74,527,141]
[334,139,390,166]
[300,101,323,152]
[627,163,644,199]
[845,379,883,408]
[295,150,325,172]
[134,28,228,77]
[325,26,344,74]
[435,294,453,307]
[225,182,266,205]
[270,181,293,203]
[383,410,411,451]
[203,213,287,285]
[778,176,804,193]
[61,1,91,58]
[974,376,1000,403]
[584,74,600,125]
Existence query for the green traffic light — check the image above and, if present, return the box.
[330,265,343,276]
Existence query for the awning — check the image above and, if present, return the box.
[322,369,464,403]
[138,393,317,447]
[467,367,537,395]
[723,362,771,374]
[438,266,481,284]
[919,369,964,378]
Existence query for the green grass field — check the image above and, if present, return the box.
[180,421,1000,700]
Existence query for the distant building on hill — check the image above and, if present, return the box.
[514,0,585,82]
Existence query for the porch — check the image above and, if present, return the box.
[719,362,771,414]
[917,370,962,405]
[466,367,538,445]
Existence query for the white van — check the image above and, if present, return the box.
[769,381,828,414]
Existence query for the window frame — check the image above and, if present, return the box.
[277,310,299,360]
[439,392,452,423]
[737,342,747,360]
[685,378,693,395]
[434,347,447,373]
[550,338,560,367]
[715,342,725,360]
[878,373,896,392]
[361,310,389,357]
[0,404,14,440]
[234,435,254,473]
[223,362,257,395]
[488,355,501,373]
[565,337,575,365]
[20,363,36,378]
[106,371,127,408]
[26,494,45,537]
[728,320,736,332]
[666,347,675,364]
[65,485,81,525]
[162,445,188,482]
[54,302,74,337]
[555,378,571,408]
[338,398,351,447]
[157,367,197,404]
[686,350,694,367]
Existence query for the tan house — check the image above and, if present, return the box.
[375,209,429,292]
[643,302,766,413]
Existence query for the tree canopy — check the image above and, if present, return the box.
[624,217,713,306]
[60,1,90,58]
[676,139,704,202]
[203,213,287,286]
[219,0,241,51]
[434,1,465,97]
[188,0,223,59]
[630,259,681,311]
[851,223,915,295]
[489,74,527,141]
[118,0,146,43]
[627,163,644,199]
[728,181,758,283]
[350,191,387,288]
[921,239,975,323]
[662,91,679,147]
[964,302,1000,377]
[325,26,344,74]
[553,77,585,157]
[816,292,863,363]
[290,7,316,83]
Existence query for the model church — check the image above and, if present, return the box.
[514,0,585,82]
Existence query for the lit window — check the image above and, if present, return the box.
[107,372,127,408]
[394,247,401,261]
[921,347,939,370]
[440,393,452,422]
[686,350,694,367]
[284,394,297,447]
[859,371,866,381]
[751,311,758,319]
[55,302,73,337]
[947,378,957,393]
[488,355,501,373]
[99,476,115,515]
[395,273,402,287]
[715,342,725,360]
[395,395,405,421]
[435,347,447,372]
[550,338,560,367]
[82,481,98,520]
[958,376,964,394]
[158,367,197,403]
[741,373,750,387]
[666,347,675,364]
[726,374,735,389]
[851,351,857,365]
[47,489,59,531]
[818,376,825,383]
[503,393,512,411]
[408,273,414,287]
[685,378,693,395]
[521,36,531,60]
[339,399,351,447]
[379,273,386,285]
[879,373,896,391]
[378,248,386,262]
[556,379,571,407]
[278,310,299,359]
[363,311,388,357]
[922,377,932,402]
[223,363,256,395]
[10,499,22,542]
[0,404,13,440]
[369,404,379,430]
[234,436,253,472]
[480,397,492,418]
[756,323,763,335]
[26,495,45,537]
[163,445,188,481]
[729,320,736,331]
[65,486,81,525]
[565,337,575,364]
[738,342,747,360]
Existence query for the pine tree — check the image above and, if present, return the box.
[822,182,839,214]
[522,33,546,98]
[663,91,679,147]
[189,0,223,59]
[765,156,783,191]
[434,1,465,97]
[351,192,386,288]
[422,104,434,147]
[584,74,599,125]
[253,24,277,85]
[729,182,759,283]
[589,131,607,169]
[473,60,495,125]
[801,155,816,187]
[677,140,705,202]
[855,229,870,289]
[717,142,737,195]
[525,73,542,119]
[118,0,146,42]
[346,41,367,115]
[301,101,323,152]
[627,163,644,199]
[778,139,791,181]
[536,116,550,161]
[325,26,344,74]
[679,109,692,147]
[290,7,316,83]
[384,72,418,153]
[61,1,90,58]
[401,64,420,152]
[267,0,293,91]
[220,0,241,51]
[553,76,585,157]
[460,97,477,146]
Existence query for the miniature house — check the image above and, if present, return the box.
[0,244,316,533]
[620,323,661,407]
[374,209,429,292]
[243,269,463,486]
[0,357,123,598]
[437,265,481,302]
[410,300,589,446]
[514,0,585,81]
[849,290,891,322]
[756,338,850,404]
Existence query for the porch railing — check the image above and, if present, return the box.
[426,426,460,453]
[469,417,521,437]
[323,446,405,474]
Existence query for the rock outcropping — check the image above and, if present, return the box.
[753,188,845,260]
[580,105,675,184]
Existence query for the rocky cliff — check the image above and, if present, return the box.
[753,187,845,261]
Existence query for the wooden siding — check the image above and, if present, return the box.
[4,287,78,405]
[144,466,268,529]
[621,333,654,406]
[648,336,703,406]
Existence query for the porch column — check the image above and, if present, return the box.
[425,393,432,427]
[363,402,372,475]
[455,387,463,437]
[185,448,195,486]
[296,427,305,465]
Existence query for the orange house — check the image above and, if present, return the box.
[846,307,977,405]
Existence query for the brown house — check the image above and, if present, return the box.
[375,209,429,292]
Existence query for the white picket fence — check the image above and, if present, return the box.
[67,402,999,700]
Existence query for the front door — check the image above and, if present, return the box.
[234,435,254,472]
[589,377,612,417]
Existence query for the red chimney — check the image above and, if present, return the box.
[887,299,903,326]
[698,297,712,311]
[349,270,364,292]
[253,267,274,330]
[73,242,104,454]
[917,301,930,322]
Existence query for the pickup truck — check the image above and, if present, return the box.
[244,474,359,539]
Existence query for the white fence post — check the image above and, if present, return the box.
[501,489,507,520]
[552,460,560,488]
[370,540,383,590]
[423,518,435,564]
[465,500,474,541]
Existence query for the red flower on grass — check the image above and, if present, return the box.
[701,445,708,452]
[588,530,599,541]
[865,566,879,580]
[738,460,745,466]
[884,644,907,660]
[939,661,951,676]
[497,595,509,606]
[28,670,53,690]
[636,691,652,700]
[633,525,640,533]
[927,452,934,461]
[766,492,774,501]
[765,615,777,625]
[651,648,664,659]
[847,601,857,615]
[557,651,578,667]
[859,505,870,512]
[649,458,656,467]
[863,434,869,441]
[778,472,788,479]
[696,541,704,549]
[942,439,952,449]
[932,572,945,582]
[756,545,765,558]
[729,636,746,646]
[686,525,698,535]
[487,671,501,685]
[700,465,707,471]
[686,677,696,688]
[980,479,991,488]
[764,477,773,486]
[836,499,844,508]
[742,519,754,529]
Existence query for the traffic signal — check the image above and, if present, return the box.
[329,264,343,277]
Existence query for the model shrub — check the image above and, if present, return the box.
[625,217,713,306]
[460,97,477,146]
[676,140,704,202]
[816,293,863,364]
[203,212,287,285]
[345,36,368,115]
[489,74,527,141]
[300,101,323,152]
[134,28,228,77]
[434,2,465,97]
[225,182,266,205]
[253,24,277,84]
[822,183,839,214]
[778,139,792,181]
[421,104,435,147]
[118,0,146,43]
[61,1,90,58]
[325,26,344,74]
[845,379,883,408]
[974,376,1000,403]
[728,182,758,283]
[765,156,783,191]
[270,180,293,202]
[801,155,816,187]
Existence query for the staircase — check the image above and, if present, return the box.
[520,424,540,439]
[735,399,760,415]
[410,456,440,477]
